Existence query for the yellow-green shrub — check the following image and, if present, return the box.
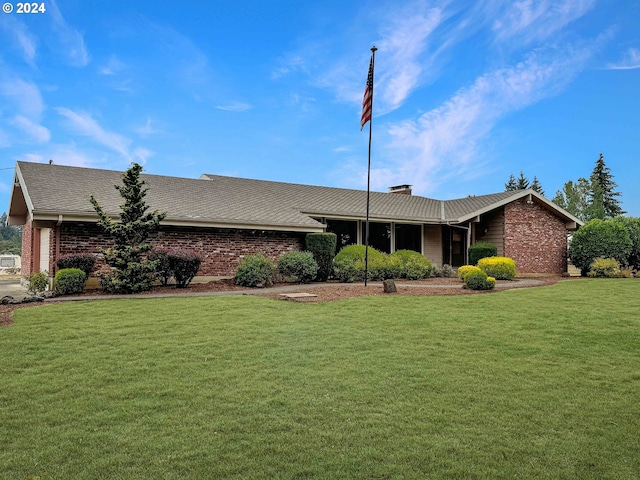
[457,265,481,281]
[587,257,621,278]
[463,269,495,290]
[477,256,516,280]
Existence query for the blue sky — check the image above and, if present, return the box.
[1,0,639,215]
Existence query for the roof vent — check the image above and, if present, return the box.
[388,184,412,195]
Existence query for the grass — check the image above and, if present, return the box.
[1,279,639,479]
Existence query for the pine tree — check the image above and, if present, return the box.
[587,153,625,220]
[89,163,167,293]
[505,173,518,191]
[531,176,544,196]
[516,171,530,190]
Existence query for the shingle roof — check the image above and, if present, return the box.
[12,161,581,230]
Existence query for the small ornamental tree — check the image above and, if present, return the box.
[89,163,167,293]
[305,233,337,281]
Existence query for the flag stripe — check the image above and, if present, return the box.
[360,56,374,130]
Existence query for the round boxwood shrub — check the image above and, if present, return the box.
[390,250,433,280]
[463,269,495,290]
[333,245,391,282]
[587,257,621,278]
[235,254,275,288]
[477,256,516,280]
[469,241,498,266]
[55,268,86,295]
[457,265,482,281]
[569,219,632,276]
[149,249,172,285]
[305,233,337,281]
[278,251,318,284]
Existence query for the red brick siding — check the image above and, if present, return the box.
[21,218,34,277]
[59,223,305,277]
[504,200,567,274]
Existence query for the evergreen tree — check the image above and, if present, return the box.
[89,163,167,293]
[516,171,530,190]
[587,153,624,220]
[530,176,544,196]
[505,173,518,191]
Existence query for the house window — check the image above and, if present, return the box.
[362,222,391,253]
[325,219,358,254]
[395,224,422,252]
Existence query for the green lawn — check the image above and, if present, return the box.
[1,279,639,479]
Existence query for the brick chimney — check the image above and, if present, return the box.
[388,184,412,195]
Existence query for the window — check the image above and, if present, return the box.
[325,219,358,254]
[395,224,422,252]
[362,222,391,253]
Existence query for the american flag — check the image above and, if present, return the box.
[360,55,374,130]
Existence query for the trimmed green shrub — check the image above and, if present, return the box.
[463,269,495,290]
[55,268,86,295]
[169,249,202,288]
[56,254,96,278]
[333,245,393,282]
[149,249,172,285]
[305,233,337,281]
[433,264,454,278]
[568,219,632,275]
[469,241,497,265]
[235,254,275,288]
[390,250,433,280]
[587,257,621,278]
[28,271,48,293]
[612,216,640,270]
[457,265,482,281]
[477,256,516,280]
[278,251,318,284]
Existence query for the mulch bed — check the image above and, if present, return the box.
[0,276,563,327]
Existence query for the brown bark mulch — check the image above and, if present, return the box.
[0,276,564,327]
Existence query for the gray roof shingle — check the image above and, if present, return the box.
[13,161,580,230]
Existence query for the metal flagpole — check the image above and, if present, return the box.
[364,46,377,287]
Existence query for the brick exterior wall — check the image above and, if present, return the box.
[21,218,34,277]
[504,199,568,274]
[59,223,305,278]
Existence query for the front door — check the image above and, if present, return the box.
[442,226,466,267]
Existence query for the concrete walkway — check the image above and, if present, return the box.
[42,277,546,303]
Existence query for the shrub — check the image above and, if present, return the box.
[457,265,482,281]
[469,241,498,265]
[149,249,172,286]
[587,257,621,278]
[235,254,275,288]
[55,268,86,295]
[28,271,49,293]
[477,256,516,280]
[56,254,96,278]
[569,219,632,275]
[612,216,640,270]
[278,251,318,284]
[433,264,454,278]
[332,245,393,282]
[169,249,202,288]
[390,250,433,280]
[305,233,337,281]
[463,269,495,290]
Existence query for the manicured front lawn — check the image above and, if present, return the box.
[1,279,639,478]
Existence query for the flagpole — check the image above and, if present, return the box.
[364,45,377,287]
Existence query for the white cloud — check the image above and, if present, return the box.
[492,0,596,45]
[0,78,45,118]
[0,17,38,65]
[606,47,640,70]
[11,116,51,143]
[47,0,89,67]
[55,107,134,160]
[370,44,596,194]
[216,102,253,112]
[134,117,160,137]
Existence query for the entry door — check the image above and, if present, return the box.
[442,226,466,267]
[39,228,50,273]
